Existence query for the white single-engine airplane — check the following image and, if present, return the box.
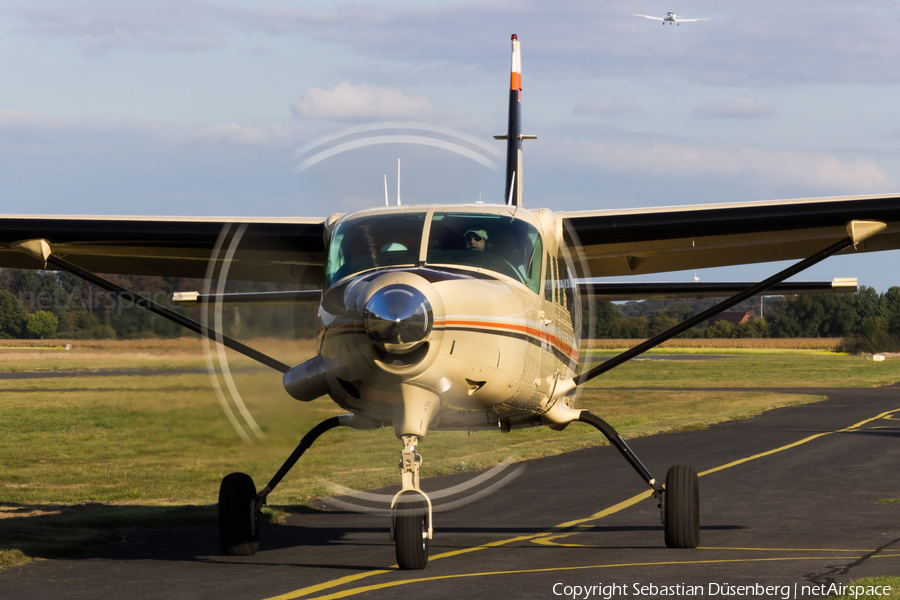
[634,11,709,25]
[1,34,898,570]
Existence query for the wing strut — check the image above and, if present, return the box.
[37,251,292,374]
[575,223,883,385]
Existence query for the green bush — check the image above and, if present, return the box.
[0,291,27,338]
[706,320,736,338]
[73,324,117,340]
[26,311,59,339]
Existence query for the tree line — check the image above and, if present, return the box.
[1,267,897,352]
[0,268,317,341]
[582,286,900,353]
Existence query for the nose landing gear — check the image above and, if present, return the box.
[391,434,433,570]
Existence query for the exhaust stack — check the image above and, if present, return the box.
[283,355,331,402]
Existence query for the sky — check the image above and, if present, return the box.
[3,0,900,290]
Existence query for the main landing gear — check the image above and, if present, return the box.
[217,411,698,563]
[664,464,700,548]
[578,411,700,548]
[216,415,435,569]
[217,416,343,556]
[218,472,260,555]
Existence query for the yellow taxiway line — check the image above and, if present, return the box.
[301,558,864,600]
[262,406,899,600]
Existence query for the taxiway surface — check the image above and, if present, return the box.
[1,386,899,600]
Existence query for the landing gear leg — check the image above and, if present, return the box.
[578,411,699,548]
[218,416,343,556]
[391,435,432,570]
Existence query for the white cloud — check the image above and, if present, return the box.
[549,140,893,192]
[692,98,777,119]
[78,29,222,57]
[8,2,900,86]
[226,6,341,33]
[0,108,147,134]
[7,0,224,56]
[224,1,900,87]
[188,123,297,147]
[573,98,641,116]
[0,108,79,130]
[291,82,434,121]
[0,108,298,148]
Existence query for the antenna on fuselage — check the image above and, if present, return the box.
[383,159,402,206]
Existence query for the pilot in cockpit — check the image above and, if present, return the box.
[463,229,489,252]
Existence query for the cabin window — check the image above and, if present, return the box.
[557,264,572,310]
[325,213,426,286]
[563,263,580,332]
[544,256,559,302]
[544,254,553,302]
[426,212,543,293]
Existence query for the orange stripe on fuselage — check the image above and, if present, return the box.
[441,318,577,361]
[510,72,521,91]
[322,318,577,362]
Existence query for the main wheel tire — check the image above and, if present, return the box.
[218,472,260,556]
[664,464,700,548]
[394,500,429,570]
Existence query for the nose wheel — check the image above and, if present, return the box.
[393,499,429,569]
[391,435,433,570]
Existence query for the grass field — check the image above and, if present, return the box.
[583,337,845,350]
[582,350,900,388]
[1,337,898,568]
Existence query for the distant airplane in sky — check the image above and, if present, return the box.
[633,11,709,25]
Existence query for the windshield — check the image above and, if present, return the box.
[426,212,543,293]
[325,213,426,286]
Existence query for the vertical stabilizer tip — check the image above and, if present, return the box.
[511,33,517,40]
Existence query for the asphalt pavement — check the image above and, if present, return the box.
[1,385,899,600]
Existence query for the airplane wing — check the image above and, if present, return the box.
[0,214,327,284]
[676,18,709,22]
[558,194,900,279]
[633,14,665,21]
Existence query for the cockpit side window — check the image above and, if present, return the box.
[325,213,426,286]
[426,213,543,293]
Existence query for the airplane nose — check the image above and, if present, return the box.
[363,284,432,353]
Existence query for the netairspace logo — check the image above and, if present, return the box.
[551,581,893,599]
